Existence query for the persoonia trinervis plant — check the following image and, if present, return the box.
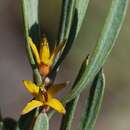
[0,0,129,130]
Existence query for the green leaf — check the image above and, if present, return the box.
[58,0,90,42]
[73,55,89,86]
[56,56,88,130]
[50,0,77,80]
[50,8,78,80]
[51,0,90,80]
[60,97,79,130]
[76,0,90,36]
[78,70,105,130]
[63,0,129,103]
[47,56,88,119]
[21,0,40,45]
[19,0,42,129]
[21,0,42,85]
[33,113,49,130]
[58,0,76,43]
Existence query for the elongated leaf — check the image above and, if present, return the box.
[59,60,84,130]
[78,70,105,130]
[17,1,42,130]
[51,0,90,79]
[21,0,42,85]
[57,0,76,58]
[48,56,88,119]
[60,97,79,130]
[63,0,129,103]
[50,8,78,80]
[33,113,49,130]
[50,0,77,80]
[57,56,88,130]
[58,0,90,44]
[22,0,40,45]
[76,0,90,35]
[58,0,76,43]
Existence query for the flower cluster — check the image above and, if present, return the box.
[22,36,66,115]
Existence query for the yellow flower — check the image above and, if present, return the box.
[22,80,67,115]
[28,36,65,76]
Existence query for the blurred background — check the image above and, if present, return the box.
[0,0,130,130]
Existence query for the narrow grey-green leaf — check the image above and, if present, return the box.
[58,0,90,42]
[60,97,79,130]
[76,0,90,35]
[52,0,90,78]
[58,0,76,43]
[33,113,49,130]
[51,0,89,78]
[78,70,105,130]
[63,0,129,103]
[21,0,42,85]
[73,55,89,86]
[58,56,88,130]
[48,56,87,119]
[25,0,39,28]
[51,7,78,74]
[18,0,42,129]
[22,0,40,44]
[64,0,76,40]
[50,0,76,80]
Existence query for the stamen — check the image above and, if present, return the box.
[40,89,48,101]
